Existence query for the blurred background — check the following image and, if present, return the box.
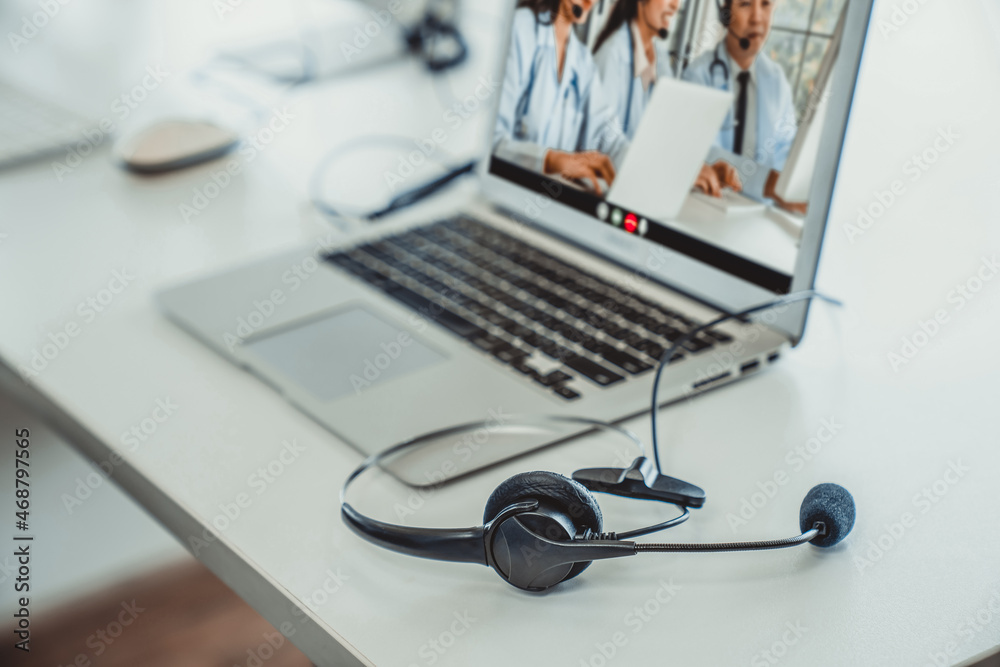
[0,390,311,666]
[1,0,999,665]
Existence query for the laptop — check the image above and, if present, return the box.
[0,78,103,171]
[157,0,874,486]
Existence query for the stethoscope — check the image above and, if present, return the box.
[708,42,732,87]
[514,19,582,139]
[707,41,743,135]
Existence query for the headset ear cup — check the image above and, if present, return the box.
[718,0,731,27]
[484,471,603,583]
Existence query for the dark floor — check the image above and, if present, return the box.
[2,561,312,667]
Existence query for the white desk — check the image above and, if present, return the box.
[3,1,1000,665]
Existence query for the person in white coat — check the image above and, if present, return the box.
[593,0,741,197]
[682,0,805,213]
[494,0,628,195]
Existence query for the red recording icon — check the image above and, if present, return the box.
[624,213,638,233]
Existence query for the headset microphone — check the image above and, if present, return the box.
[571,3,583,19]
[729,28,751,51]
[798,483,856,548]
[718,0,751,50]
[658,28,669,40]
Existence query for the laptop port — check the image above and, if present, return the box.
[767,352,780,364]
[740,360,761,375]
[692,371,731,390]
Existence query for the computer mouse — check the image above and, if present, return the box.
[115,120,239,174]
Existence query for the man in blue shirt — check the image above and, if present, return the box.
[683,0,805,213]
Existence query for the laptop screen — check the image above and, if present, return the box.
[489,0,851,294]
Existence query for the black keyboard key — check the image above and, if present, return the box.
[681,337,712,354]
[471,334,505,353]
[603,324,629,340]
[542,344,576,363]
[518,331,545,348]
[562,355,624,386]
[385,285,483,339]
[595,345,653,375]
[536,370,573,387]
[554,386,581,401]
[511,361,541,379]
[623,332,646,347]
[635,339,665,358]
[494,345,529,365]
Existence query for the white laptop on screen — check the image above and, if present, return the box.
[157,0,875,486]
[607,78,730,221]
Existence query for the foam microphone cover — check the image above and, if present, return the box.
[739,37,751,50]
[572,4,583,18]
[658,28,669,39]
[799,483,855,548]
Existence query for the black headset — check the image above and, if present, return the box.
[341,293,857,592]
[710,0,752,81]
[342,438,854,591]
[717,0,733,27]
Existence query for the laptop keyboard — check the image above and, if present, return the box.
[0,79,100,170]
[323,216,730,401]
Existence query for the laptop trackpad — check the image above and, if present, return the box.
[244,306,447,401]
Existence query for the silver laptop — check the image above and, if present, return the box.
[158,0,874,486]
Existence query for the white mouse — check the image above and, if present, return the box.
[115,120,239,173]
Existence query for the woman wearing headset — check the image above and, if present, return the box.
[592,0,741,197]
[494,0,628,195]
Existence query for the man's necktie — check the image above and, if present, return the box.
[734,70,750,156]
